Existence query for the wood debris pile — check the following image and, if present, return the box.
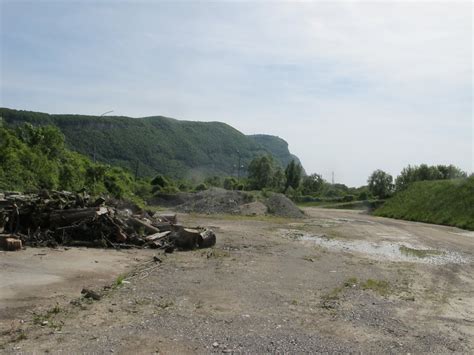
[0,190,216,251]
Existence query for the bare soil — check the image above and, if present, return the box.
[1,207,473,353]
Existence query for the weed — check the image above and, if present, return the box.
[400,295,415,301]
[344,277,358,287]
[361,279,390,296]
[399,245,442,258]
[321,286,343,302]
[134,298,152,306]
[205,249,230,259]
[156,300,174,309]
[32,305,64,330]
[115,274,126,287]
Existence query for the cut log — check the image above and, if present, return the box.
[198,229,216,248]
[127,217,161,234]
[145,231,171,242]
[48,207,108,227]
[115,229,128,242]
[152,223,173,232]
[1,237,22,251]
[169,227,201,250]
[157,213,177,224]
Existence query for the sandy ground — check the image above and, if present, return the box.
[1,207,473,353]
[0,248,155,327]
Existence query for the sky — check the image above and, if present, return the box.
[0,0,472,186]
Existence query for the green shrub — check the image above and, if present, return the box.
[151,174,169,188]
[223,177,237,190]
[194,183,208,191]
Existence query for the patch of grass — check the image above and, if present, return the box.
[374,177,474,231]
[114,274,126,287]
[361,279,390,296]
[32,305,64,330]
[298,200,384,211]
[321,286,343,302]
[344,277,358,287]
[134,298,152,306]
[13,331,27,342]
[204,248,230,259]
[156,299,174,309]
[400,294,415,301]
[202,213,294,224]
[399,245,442,258]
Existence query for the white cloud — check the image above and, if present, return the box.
[1,0,472,185]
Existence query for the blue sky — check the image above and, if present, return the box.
[1,0,472,186]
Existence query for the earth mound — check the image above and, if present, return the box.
[166,188,304,218]
[264,193,305,218]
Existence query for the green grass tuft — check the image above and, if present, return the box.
[399,245,442,258]
[115,274,126,286]
[361,279,390,296]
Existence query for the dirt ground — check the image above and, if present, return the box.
[1,207,473,353]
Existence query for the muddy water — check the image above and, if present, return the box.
[281,229,471,265]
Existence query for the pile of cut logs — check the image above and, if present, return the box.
[0,190,216,251]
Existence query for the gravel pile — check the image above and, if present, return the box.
[264,193,305,218]
[174,188,304,218]
[175,188,254,215]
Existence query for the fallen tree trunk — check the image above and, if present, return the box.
[145,231,171,242]
[48,207,108,227]
[127,217,161,234]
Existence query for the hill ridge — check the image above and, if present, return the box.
[0,107,302,179]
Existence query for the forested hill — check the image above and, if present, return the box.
[0,108,302,179]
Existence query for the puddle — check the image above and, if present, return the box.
[449,231,474,238]
[281,229,471,265]
[304,217,377,228]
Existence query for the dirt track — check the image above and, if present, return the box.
[1,207,473,353]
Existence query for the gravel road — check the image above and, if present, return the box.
[1,207,473,353]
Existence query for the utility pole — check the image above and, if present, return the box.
[93,110,114,163]
[237,150,242,180]
[134,160,139,180]
[332,171,335,185]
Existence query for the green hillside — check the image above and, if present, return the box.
[0,108,302,180]
[374,177,474,230]
[0,122,147,202]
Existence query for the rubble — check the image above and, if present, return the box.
[0,190,216,251]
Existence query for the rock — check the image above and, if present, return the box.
[81,288,102,300]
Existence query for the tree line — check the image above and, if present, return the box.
[367,165,467,199]
[0,121,149,204]
[2,121,468,205]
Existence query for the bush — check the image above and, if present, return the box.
[223,177,238,190]
[151,174,170,188]
[194,183,208,191]
[0,123,150,202]
[342,195,354,202]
